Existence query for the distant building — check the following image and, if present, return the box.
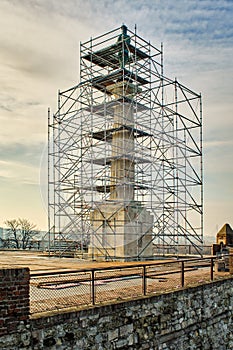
[216,223,233,247]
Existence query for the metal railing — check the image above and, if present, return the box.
[30,255,232,315]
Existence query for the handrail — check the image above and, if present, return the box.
[30,255,233,314]
[30,255,224,278]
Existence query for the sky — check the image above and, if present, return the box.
[0,0,232,237]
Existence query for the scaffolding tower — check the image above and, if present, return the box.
[48,25,203,260]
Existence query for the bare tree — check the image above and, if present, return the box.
[4,218,39,249]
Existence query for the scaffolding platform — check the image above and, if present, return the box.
[83,41,150,68]
[84,97,148,117]
[92,68,149,94]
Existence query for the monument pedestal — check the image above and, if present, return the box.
[88,201,153,260]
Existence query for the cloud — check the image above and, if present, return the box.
[0,174,47,229]
[0,143,43,167]
[0,159,39,186]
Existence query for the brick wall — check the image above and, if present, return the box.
[0,268,30,336]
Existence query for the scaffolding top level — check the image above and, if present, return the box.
[82,41,150,69]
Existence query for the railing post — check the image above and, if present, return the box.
[210,258,214,281]
[181,261,185,287]
[91,270,95,305]
[143,265,146,296]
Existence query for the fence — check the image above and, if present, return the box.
[30,255,232,315]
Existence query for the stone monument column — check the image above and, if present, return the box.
[107,82,135,202]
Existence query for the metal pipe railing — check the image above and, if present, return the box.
[30,255,233,314]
